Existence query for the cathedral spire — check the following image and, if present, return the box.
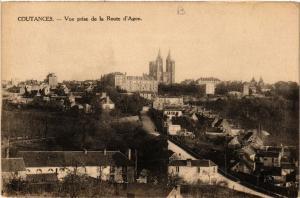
[157,48,162,59]
[167,49,171,60]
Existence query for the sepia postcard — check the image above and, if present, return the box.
[1,2,299,197]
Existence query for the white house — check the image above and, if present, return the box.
[177,130,195,138]
[168,124,182,135]
[101,95,115,110]
[168,159,218,184]
[17,150,135,183]
[164,109,183,120]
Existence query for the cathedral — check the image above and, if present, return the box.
[149,49,175,84]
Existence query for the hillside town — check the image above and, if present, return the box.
[1,50,299,198]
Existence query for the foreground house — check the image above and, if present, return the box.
[168,159,218,184]
[17,150,135,183]
[2,158,26,182]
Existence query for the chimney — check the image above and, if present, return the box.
[186,159,192,167]
[104,148,107,156]
[128,149,131,160]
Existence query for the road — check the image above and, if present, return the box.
[140,110,160,137]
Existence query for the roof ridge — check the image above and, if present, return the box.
[18,150,119,153]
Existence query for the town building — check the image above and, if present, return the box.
[211,118,231,134]
[114,73,158,96]
[17,150,135,183]
[99,92,115,110]
[153,96,184,110]
[149,49,175,84]
[163,108,183,120]
[139,91,156,100]
[243,83,250,95]
[177,129,195,138]
[196,77,220,95]
[168,159,218,184]
[45,73,58,89]
[167,124,182,135]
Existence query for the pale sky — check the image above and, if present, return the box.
[2,2,299,83]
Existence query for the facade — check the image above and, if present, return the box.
[100,95,115,110]
[149,50,175,84]
[168,159,218,184]
[46,73,58,89]
[139,91,156,100]
[153,96,184,110]
[243,83,250,95]
[205,83,215,95]
[17,150,135,183]
[196,77,220,95]
[114,73,158,94]
[163,109,183,120]
[177,130,195,138]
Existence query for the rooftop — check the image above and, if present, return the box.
[257,151,280,158]
[169,159,217,167]
[17,151,134,167]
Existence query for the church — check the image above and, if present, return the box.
[149,49,175,85]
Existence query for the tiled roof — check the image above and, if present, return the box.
[169,159,216,167]
[17,151,134,167]
[257,151,280,158]
[196,77,221,82]
[2,158,26,172]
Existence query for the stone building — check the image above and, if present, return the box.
[196,77,220,95]
[45,73,58,89]
[168,159,218,184]
[114,73,158,94]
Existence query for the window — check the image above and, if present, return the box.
[176,166,179,173]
